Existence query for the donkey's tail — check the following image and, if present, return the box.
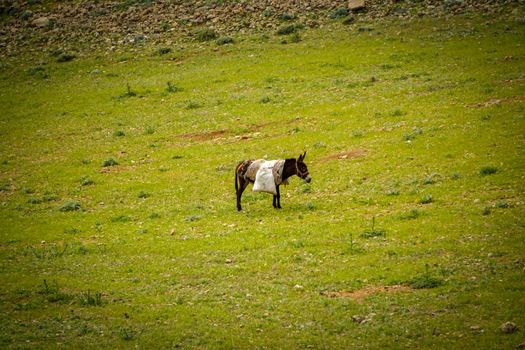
[235,168,238,191]
[235,163,240,192]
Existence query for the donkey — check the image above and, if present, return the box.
[235,152,311,211]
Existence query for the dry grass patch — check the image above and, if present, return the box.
[319,149,367,162]
[321,285,412,302]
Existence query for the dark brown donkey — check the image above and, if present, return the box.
[235,152,311,211]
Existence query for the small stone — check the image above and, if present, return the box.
[501,322,519,334]
[225,258,233,264]
[470,325,481,331]
[516,341,525,349]
[348,0,365,12]
[32,17,50,28]
[352,315,365,324]
[294,284,303,289]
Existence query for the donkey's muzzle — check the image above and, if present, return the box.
[304,175,311,183]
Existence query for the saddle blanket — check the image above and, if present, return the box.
[244,159,287,195]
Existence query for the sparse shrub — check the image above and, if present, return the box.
[57,53,76,63]
[216,36,234,45]
[102,158,118,167]
[185,214,203,222]
[422,173,439,185]
[260,96,271,104]
[78,291,104,306]
[119,327,135,341]
[186,101,201,109]
[27,65,49,79]
[39,280,73,303]
[81,177,94,186]
[160,21,170,32]
[451,172,461,180]
[0,182,10,192]
[149,212,161,219]
[305,202,315,210]
[408,275,444,289]
[329,8,349,19]
[352,129,365,137]
[290,32,302,43]
[276,24,304,35]
[358,26,374,32]
[20,10,33,20]
[342,16,356,25]
[262,9,273,17]
[278,12,295,21]
[172,155,183,160]
[404,127,423,141]
[64,227,80,234]
[403,133,416,141]
[194,28,217,42]
[115,83,137,99]
[495,199,510,208]
[385,188,400,196]
[406,264,444,289]
[28,197,43,204]
[480,165,498,176]
[144,125,155,135]
[166,81,180,93]
[361,217,386,238]
[76,244,89,254]
[125,83,137,97]
[138,190,151,199]
[391,108,405,117]
[59,201,81,212]
[42,194,58,202]
[482,207,491,216]
[113,130,125,137]
[400,208,421,220]
[111,215,132,223]
[420,194,433,204]
[156,47,171,55]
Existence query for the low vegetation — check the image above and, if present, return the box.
[0,9,523,349]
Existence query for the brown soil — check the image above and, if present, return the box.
[319,149,367,162]
[99,165,136,174]
[466,95,525,109]
[177,129,229,141]
[321,285,411,301]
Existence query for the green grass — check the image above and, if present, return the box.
[0,13,524,349]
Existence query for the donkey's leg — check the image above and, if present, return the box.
[236,176,249,211]
[276,185,282,209]
[273,195,277,208]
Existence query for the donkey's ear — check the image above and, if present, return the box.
[302,151,307,159]
[298,153,304,161]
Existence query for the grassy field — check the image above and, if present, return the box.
[1,13,524,349]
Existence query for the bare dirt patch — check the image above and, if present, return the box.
[319,149,367,162]
[321,285,411,302]
[466,95,525,108]
[177,129,229,141]
[99,165,136,174]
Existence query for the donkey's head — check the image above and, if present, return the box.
[296,152,311,183]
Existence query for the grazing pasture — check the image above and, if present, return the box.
[0,14,524,349]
